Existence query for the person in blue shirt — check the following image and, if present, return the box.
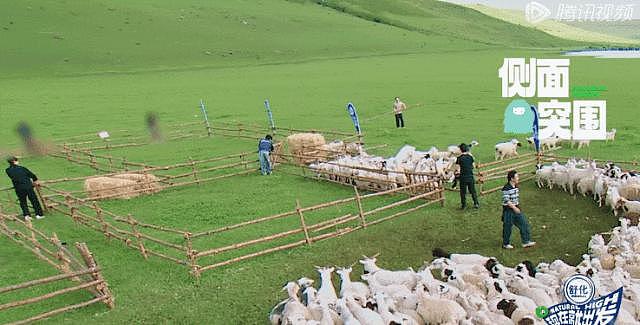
[258,135,274,175]
[5,156,44,221]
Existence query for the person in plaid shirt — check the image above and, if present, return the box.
[501,170,535,249]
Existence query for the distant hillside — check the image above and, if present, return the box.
[566,20,640,41]
[0,0,584,78]
[0,0,467,78]
[460,3,639,45]
[300,0,583,48]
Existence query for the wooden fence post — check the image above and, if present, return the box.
[51,233,72,274]
[296,200,311,245]
[24,219,42,254]
[439,180,445,207]
[122,157,128,171]
[107,155,114,171]
[76,242,115,309]
[127,214,148,259]
[189,157,199,185]
[353,186,366,228]
[34,183,48,213]
[93,202,110,241]
[184,232,200,278]
[240,153,247,170]
[89,151,97,170]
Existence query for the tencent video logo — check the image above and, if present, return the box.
[526,1,551,24]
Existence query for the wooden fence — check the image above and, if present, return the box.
[25,180,444,277]
[445,147,563,196]
[36,149,266,203]
[272,151,443,195]
[0,213,114,324]
[55,120,358,155]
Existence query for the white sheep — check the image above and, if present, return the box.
[358,256,418,290]
[447,140,478,157]
[316,267,338,308]
[281,282,311,325]
[577,174,596,197]
[606,128,617,142]
[540,135,562,151]
[343,296,384,325]
[622,199,640,216]
[335,299,361,325]
[570,139,591,149]
[271,282,304,325]
[494,139,521,161]
[335,267,369,306]
[373,292,420,325]
[606,186,624,216]
[483,278,537,312]
[415,282,467,324]
[550,163,570,191]
[509,274,553,307]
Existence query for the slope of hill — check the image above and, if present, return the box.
[566,20,640,42]
[301,0,583,48]
[0,0,461,78]
[0,0,584,79]
[460,3,639,45]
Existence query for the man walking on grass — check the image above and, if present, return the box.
[258,135,274,175]
[456,143,479,209]
[393,97,406,128]
[502,170,535,249]
[5,156,44,221]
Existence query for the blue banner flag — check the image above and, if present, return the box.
[346,102,361,134]
[530,105,540,152]
[264,99,275,131]
[543,287,623,325]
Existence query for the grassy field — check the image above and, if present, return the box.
[1,0,640,324]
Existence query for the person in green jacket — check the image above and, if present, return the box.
[455,143,479,209]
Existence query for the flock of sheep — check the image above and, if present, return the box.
[269,216,640,324]
[535,158,640,218]
[308,141,479,190]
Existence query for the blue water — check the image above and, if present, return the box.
[564,49,640,59]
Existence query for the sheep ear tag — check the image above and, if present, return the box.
[504,99,534,134]
[539,275,623,324]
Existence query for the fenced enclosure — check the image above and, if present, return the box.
[14,180,444,277]
[0,213,113,324]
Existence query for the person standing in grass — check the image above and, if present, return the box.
[456,143,479,209]
[258,135,274,175]
[393,97,406,128]
[5,156,44,221]
[501,170,535,249]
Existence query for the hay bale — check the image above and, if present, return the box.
[287,133,326,164]
[84,173,161,200]
[84,177,138,200]
[111,173,161,194]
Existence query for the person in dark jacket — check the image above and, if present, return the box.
[5,156,44,220]
[456,143,479,209]
[258,135,274,175]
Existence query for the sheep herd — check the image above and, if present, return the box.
[269,216,640,324]
[308,141,478,191]
[535,159,640,218]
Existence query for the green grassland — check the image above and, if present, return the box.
[1,0,639,323]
